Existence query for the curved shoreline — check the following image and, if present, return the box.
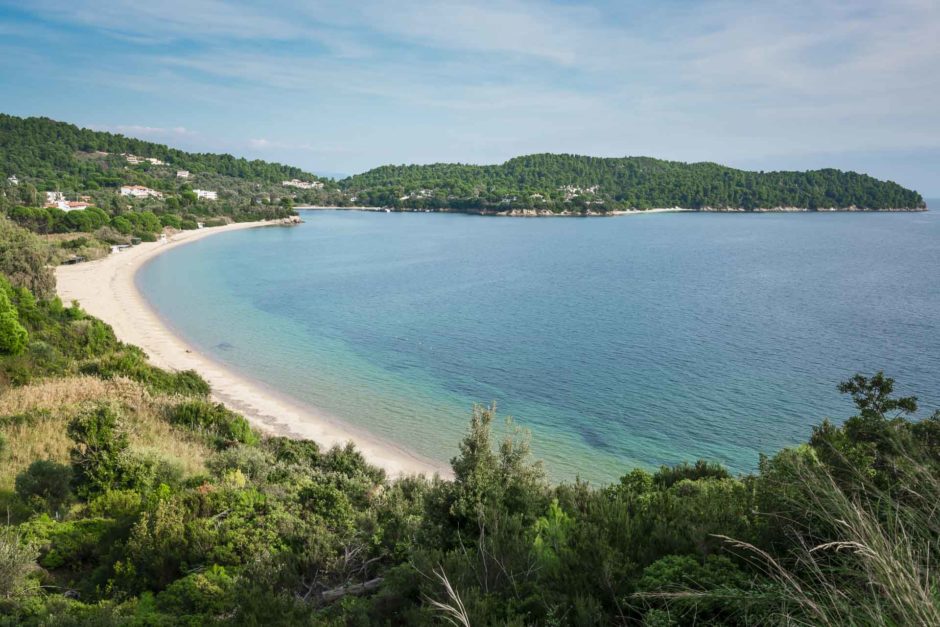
[55,221,450,479]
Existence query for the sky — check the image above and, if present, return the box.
[1,0,939,194]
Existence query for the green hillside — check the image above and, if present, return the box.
[341,153,926,212]
[0,114,337,192]
[0,114,349,260]
[0,114,346,226]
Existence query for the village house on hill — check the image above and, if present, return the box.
[122,153,164,166]
[282,179,324,190]
[120,185,163,199]
[194,189,217,200]
[42,191,92,211]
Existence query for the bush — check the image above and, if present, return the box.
[81,349,210,396]
[179,219,199,230]
[24,516,113,571]
[14,460,72,512]
[134,231,157,243]
[0,526,38,600]
[67,403,130,498]
[87,489,143,521]
[160,214,182,229]
[156,565,236,622]
[0,216,56,299]
[264,436,320,465]
[0,283,28,355]
[167,401,258,447]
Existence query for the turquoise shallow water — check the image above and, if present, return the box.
[137,209,940,483]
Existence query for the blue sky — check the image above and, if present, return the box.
[1,0,939,194]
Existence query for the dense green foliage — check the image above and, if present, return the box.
[0,114,339,245]
[342,153,926,212]
[0,216,55,298]
[0,114,329,192]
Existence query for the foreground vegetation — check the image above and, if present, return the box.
[0,176,936,626]
[342,154,925,213]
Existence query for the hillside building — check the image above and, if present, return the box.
[120,185,163,199]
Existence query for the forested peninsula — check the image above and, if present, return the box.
[341,154,926,214]
[1,115,926,236]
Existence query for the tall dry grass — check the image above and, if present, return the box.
[722,452,940,626]
[0,375,213,490]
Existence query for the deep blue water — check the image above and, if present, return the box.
[137,209,940,483]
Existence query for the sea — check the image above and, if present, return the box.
[136,206,940,483]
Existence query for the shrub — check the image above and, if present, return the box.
[206,445,271,481]
[654,460,731,488]
[134,231,157,243]
[67,403,130,498]
[167,401,258,448]
[0,526,38,600]
[26,517,113,571]
[0,285,28,355]
[15,460,72,512]
[0,215,56,299]
[87,489,143,521]
[81,350,210,396]
[160,214,182,229]
[156,565,236,622]
[264,436,320,465]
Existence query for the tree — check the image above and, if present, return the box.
[0,279,28,354]
[837,371,917,419]
[15,460,73,512]
[67,403,131,498]
[0,527,38,601]
[0,215,55,298]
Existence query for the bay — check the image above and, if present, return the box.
[137,209,940,483]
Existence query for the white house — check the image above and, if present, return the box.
[44,191,65,205]
[176,170,190,179]
[282,179,324,190]
[122,154,163,166]
[50,201,90,212]
[120,185,163,199]
[6,175,18,185]
[194,189,217,200]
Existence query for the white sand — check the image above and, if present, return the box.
[56,222,450,479]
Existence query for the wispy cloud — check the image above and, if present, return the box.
[92,124,194,137]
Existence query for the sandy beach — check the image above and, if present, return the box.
[56,221,450,479]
